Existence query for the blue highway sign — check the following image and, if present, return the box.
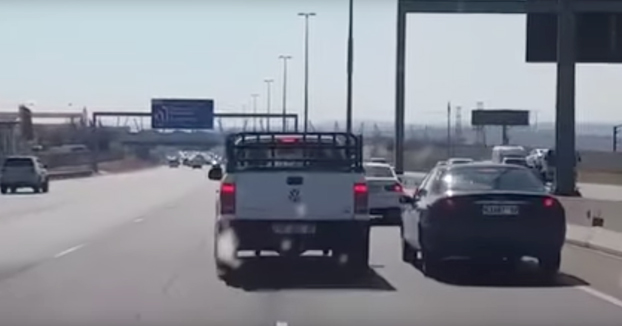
[151,98,214,129]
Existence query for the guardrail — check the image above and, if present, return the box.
[48,168,94,180]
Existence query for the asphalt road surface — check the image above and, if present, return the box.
[0,167,622,326]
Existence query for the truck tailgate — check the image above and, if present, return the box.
[234,172,358,220]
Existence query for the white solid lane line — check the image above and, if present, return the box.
[576,286,622,309]
[53,244,86,259]
[276,321,288,326]
[134,218,144,223]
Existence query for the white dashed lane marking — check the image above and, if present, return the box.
[576,286,622,309]
[53,244,86,259]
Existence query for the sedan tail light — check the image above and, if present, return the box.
[383,183,404,193]
[543,197,556,208]
[432,197,460,215]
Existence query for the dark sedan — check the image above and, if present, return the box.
[400,163,565,280]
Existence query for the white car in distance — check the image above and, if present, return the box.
[363,162,403,224]
[446,158,474,165]
[502,156,529,167]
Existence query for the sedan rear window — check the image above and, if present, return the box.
[437,166,546,193]
[364,166,395,178]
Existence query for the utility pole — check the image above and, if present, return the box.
[447,102,452,157]
[279,55,292,132]
[298,12,316,132]
[346,0,354,133]
[264,79,274,132]
[242,104,248,131]
[251,94,259,132]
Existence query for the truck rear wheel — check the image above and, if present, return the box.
[0,186,7,194]
[341,226,370,275]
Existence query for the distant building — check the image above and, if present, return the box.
[0,118,19,156]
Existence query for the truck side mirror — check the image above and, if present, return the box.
[208,166,223,180]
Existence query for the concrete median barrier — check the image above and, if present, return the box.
[43,157,160,181]
[371,142,622,186]
[559,197,622,232]
[48,167,94,180]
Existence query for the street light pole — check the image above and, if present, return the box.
[251,94,259,132]
[279,55,292,131]
[264,79,274,132]
[298,12,316,133]
[447,102,452,157]
[346,0,354,133]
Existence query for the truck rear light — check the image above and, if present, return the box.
[354,183,367,194]
[220,182,236,214]
[354,182,368,214]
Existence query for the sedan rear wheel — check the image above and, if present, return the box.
[421,250,442,277]
[538,251,561,281]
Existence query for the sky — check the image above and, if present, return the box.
[1,0,622,126]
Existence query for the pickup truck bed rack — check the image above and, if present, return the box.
[225,132,364,173]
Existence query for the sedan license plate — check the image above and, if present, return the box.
[482,204,519,216]
[272,223,316,235]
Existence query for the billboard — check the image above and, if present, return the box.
[471,110,530,126]
[526,13,622,63]
[151,99,214,129]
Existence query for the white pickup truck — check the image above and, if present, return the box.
[208,132,370,282]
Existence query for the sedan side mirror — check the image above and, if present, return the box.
[399,195,414,204]
[208,166,223,180]
[413,187,427,198]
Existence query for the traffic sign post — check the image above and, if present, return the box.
[151,99,214,129]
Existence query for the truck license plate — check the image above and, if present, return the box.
[482,204,519,216]
[272,223,316,235]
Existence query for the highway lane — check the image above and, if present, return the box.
[0,170,621,325]
[0,166,208,281]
